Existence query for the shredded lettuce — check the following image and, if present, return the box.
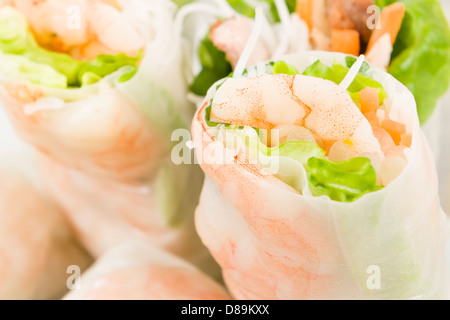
[307,157,383,202]
[0,7,141,88]
[374,0,450,124]
[302,60,387,105]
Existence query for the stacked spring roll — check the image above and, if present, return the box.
[192,51,450,299]
[0,1,215,275]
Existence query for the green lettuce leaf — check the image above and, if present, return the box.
[307,157,383,202]
[267,141,325,166]
[302,60,387,105]
[0,7,141,88]
[271,60,299,75]
[172,0,194,7]
[0,52,68,88]
[226,0,297,22]
[266,140,382,202]
[190,36,232,96]
[374,0,450,124]
[78,51,142,86]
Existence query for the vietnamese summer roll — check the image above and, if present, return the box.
[192,51,449,299]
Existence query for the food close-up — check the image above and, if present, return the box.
[0,0,449,301]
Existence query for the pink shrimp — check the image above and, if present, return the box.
[210,73,382,156]
[7,0,153,58]
[209,17,271,68]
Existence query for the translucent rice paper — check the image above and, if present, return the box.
[424,1,450,215]
[0,0,212,276]
[192,51,450,299]
[63,239,231,300]
[0,108,92,300]
[37,154,219,278]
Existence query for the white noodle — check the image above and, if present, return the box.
[233,7,265,78]
[339,54,366,90]
[271,0,292,59]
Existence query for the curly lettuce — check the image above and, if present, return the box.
[375,0,450,124]
[267,141,382,202]
[307,157,383,202]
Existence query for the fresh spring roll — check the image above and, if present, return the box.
[0,1,211,274]
[185,0,450,125]
[191,51,449,299]
[63,240,231,300]
[0,109,92,300]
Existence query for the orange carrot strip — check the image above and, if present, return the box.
[330,29,361,56]
[400,133,412,147]
[363,111,380,129]
[366,2,405,53]
[359,87,380,113]
[381,119,406,145]
[296,0,313,30]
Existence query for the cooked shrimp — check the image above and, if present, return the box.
[63,240,230,300]
[209,17,271,68]
[9,0,91,53]
[87,1,148,57]
[211,73,382,156]
[7,0,154,58]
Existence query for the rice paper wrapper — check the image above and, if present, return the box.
[37,154,219,279]
[0,109,92,299]
[63,239,230,300]
[0,0,210,275]
[192,51,450,299]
